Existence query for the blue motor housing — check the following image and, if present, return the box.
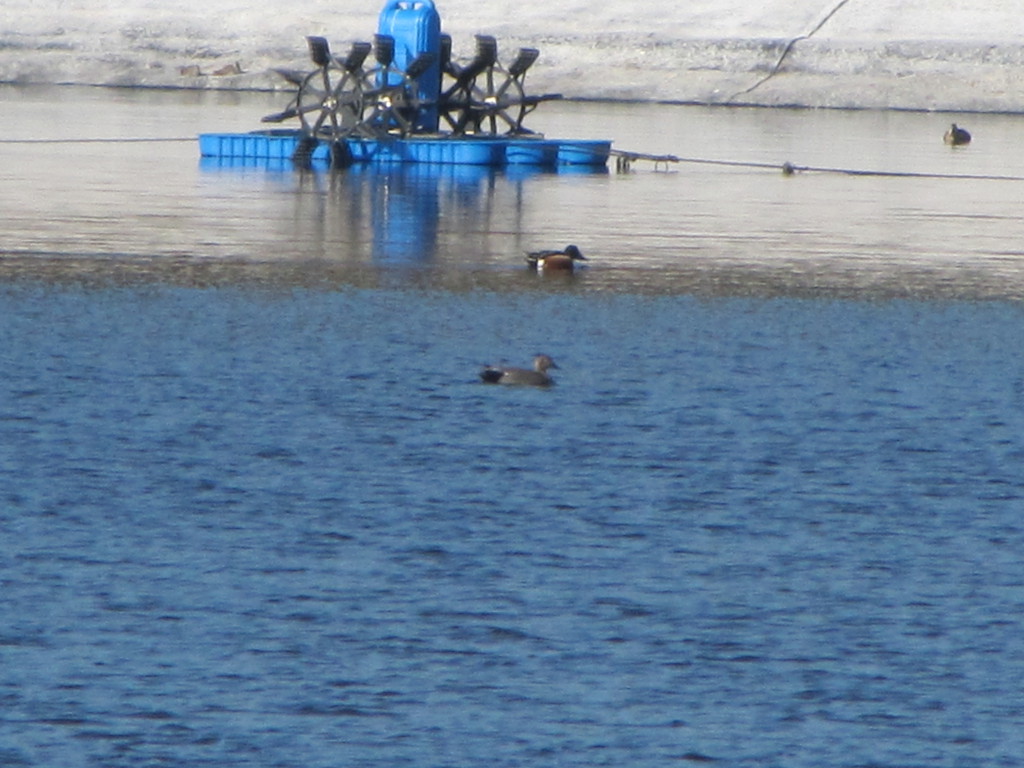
[377,0,442,132]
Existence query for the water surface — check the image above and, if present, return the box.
[2,87,1024,768]
[4,86,1024,296]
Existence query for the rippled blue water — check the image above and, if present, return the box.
[4,85,1024,767]
[3,283,1024,768]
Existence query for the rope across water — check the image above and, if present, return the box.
[3,136,1020,182]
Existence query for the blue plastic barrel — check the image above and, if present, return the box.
[377,0,442,132]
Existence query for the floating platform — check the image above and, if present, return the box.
[198,130,611,169]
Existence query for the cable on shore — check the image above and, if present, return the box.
[728,0,854,101]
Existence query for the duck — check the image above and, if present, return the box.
[944,123,971,146]
[480,354,558,386]
[526,244,586,273]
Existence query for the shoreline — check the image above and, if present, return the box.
[2,80,1017,116]
[3,0,1023,111]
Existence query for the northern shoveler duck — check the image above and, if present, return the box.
[480,354,558,386]
[525,244,586,272]
[944,123,971,145]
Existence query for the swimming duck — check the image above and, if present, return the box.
[526,244,586,272]
[480,354,558,386]
[944,123,971,145]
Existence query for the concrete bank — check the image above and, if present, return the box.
[1,0,1022,111]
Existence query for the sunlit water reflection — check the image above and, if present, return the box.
[3,85,1024,296]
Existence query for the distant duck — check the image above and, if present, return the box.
[480,354,558,387]
[944,123,971,145]
[526,244,586,273]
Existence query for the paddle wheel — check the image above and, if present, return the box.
[437,33,559,136]
[261,0,560,154]
[201,0,610,169]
